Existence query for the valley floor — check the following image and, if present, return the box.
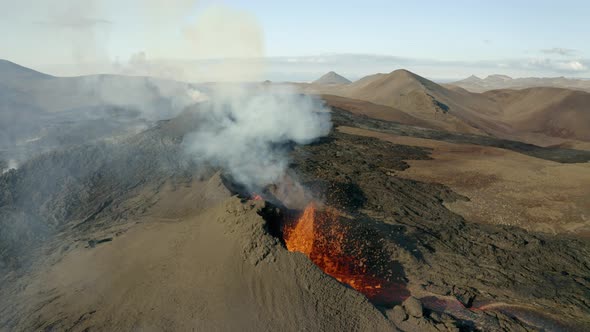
[339,126,590,236]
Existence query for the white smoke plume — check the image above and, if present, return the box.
[184,84,331,189]
[8,1,332,191]
[179,5,331,190]
[1,159,19,174]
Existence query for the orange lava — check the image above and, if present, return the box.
[283,203,385,299]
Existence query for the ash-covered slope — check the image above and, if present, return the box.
[0,114,195,271]
[0,59,200,168]
[484,87,590,141]
[0,59,53,82]
[1,192,398,331]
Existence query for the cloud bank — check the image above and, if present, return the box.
[541,48,578,56]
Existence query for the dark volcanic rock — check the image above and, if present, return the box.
[290,109,590,330]
[0,117,197,271]
[331,106,590,163]
[87,237,112,248]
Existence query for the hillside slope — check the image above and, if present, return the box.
[484,87,590,141]
[312,70,508,136]
[308,69,590,144]
[321,94,436,129]
[0,59,200,166]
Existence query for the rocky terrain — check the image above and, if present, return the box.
[0,99,588,331]
[1,62,589,331]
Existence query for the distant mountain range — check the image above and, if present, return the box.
[305,70,590,145]
[449,74,590,93]
[2,58,589,158]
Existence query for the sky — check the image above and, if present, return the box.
[1,0,589,81]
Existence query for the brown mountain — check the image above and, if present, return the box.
[314,69,508,136]
[309,69,590,144]
[312,71,352,85]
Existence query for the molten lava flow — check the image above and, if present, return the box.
[284,203,316,256]
[283,203,396,302]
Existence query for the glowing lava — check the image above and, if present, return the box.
[283,203,395,301]
[284,203,316,256]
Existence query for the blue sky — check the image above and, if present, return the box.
[223,0,589,59]
[1,0,589,80]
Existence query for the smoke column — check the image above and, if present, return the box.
[184,84,331,189]
[181,5,332,189]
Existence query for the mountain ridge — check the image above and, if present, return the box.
[450,73,590,93]
[306,68,590,144]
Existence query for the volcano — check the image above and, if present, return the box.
[1,62,590,331]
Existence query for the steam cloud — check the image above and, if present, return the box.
[184,85,331,190]
[179,5,331,190]
[2,2,333,185]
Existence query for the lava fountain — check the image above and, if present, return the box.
[250,193,263,201]
[283,203,409,305]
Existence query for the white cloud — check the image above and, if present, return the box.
[526,58,588,73]
[541,48,577,56]
[557,60,587,71]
